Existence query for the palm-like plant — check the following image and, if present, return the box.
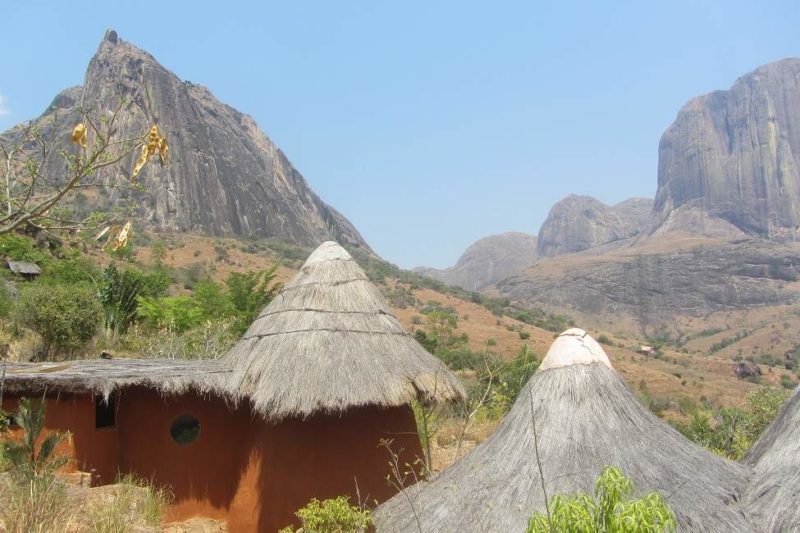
[2,397,68,482]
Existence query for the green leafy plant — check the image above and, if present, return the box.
[279,496,371,533]
[674,386,787,459]
[527,466,676,533]
[137,295,203,334]
[16,284,103,358]
[98,264,170,339]
[225,266,283,334]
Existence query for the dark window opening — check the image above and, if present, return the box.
[170,415,200,445]
[95,393,117,429]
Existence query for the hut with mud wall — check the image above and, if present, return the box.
[0,241,465,531]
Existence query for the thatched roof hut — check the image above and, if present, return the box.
[222,241,465,420]
[374,328,752,533]
[743,384,800,531]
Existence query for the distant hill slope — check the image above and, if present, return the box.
[1,29,370,251]
[414,232,539,291]
[653,58,800,241]
[537,195,653,256]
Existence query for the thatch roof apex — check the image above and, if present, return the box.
[221,240,465,420]
[304,240,351,264]
[537,328,611,372]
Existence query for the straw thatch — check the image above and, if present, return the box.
[222,241,465,420]
[743,384,800,531]
[374,328,752,533]
[0,359,229,399]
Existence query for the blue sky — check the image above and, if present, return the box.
[1,1,798,268]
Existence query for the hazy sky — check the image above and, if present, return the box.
[1,1,798,268]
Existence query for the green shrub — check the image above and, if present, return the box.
[0,234,51,265]
[780,374,796,390]
[16,284,102,358]
[225,266,283,334]
[279,496,371,533]
[527,466,676,533]
[137,296,203,334]
[98,264,170,338]
[40,254,99,285]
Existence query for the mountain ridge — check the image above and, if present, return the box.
[2,29,371,252]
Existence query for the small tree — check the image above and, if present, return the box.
[0,101,168,238]
[225,266,283,334]
[16,284,103,358]
[527,466,677,533]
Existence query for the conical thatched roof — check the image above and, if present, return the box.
[222,241,465,420]
[743,384,800,531]
[374,328,752,532]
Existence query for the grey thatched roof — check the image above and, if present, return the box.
[222,241,465,420]
[0,359,228,398]
[7,261,41,276]
[743,384,800,532]
[374,328,752,533]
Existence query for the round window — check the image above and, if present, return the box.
[170,415,200,445]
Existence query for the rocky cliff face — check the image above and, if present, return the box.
[537,195,653,256]
[654,58,800,241]
[496,239,800,328]
[6,30,369,250]
[415,232,539,291]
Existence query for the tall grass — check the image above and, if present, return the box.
[87,473,171,532]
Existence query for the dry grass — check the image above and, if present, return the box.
[84,474,171,532]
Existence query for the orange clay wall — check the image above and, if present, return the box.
[1,394,120,484]
[1,389,423,532]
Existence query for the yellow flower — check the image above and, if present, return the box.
[71,123,87,147]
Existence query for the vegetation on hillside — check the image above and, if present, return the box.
[0,232,282,361]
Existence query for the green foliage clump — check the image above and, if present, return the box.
[98,264,170,338]
[0,234,51,266]
[674,386,788,459]
[527,466,676,533]
[138,295,204,334]
[40,253,99,285]
[279,496,371,533]
[225,266,283,334]
[16,284,102,358]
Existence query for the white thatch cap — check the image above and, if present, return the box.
[222,241,466,420]
[537,328,612,372]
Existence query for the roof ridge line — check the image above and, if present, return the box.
[243,328,413,341]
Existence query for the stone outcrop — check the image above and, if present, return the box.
[654,58,800,241]
[414,232,538,291]
[537,195,653,256]
[495,239,800,327]
[3,30,370,250]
